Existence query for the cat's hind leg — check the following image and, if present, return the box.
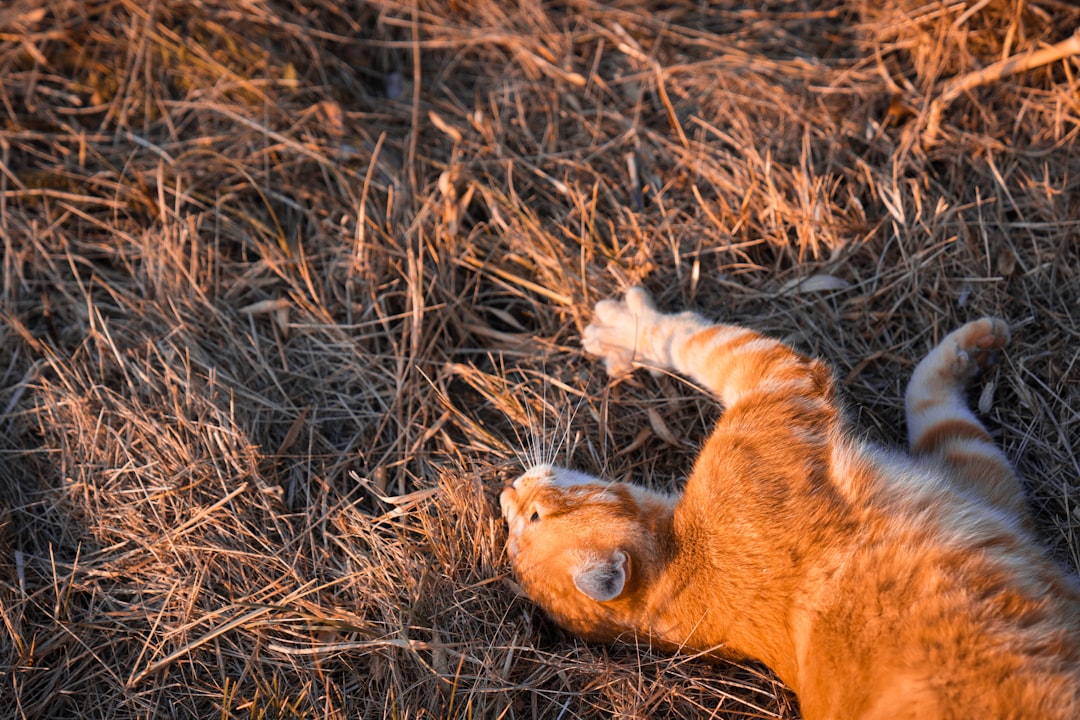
[905,318,1033,526]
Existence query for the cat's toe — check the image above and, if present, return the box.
[624,286,656,314]
[592,297,630,326]
[583,334,634,375]
[603,353,636,376]
[950,317,1009,377]
[583,312,637,376]
[581,322,602,355]
[583,289,664,376]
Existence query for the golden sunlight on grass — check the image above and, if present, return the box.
[1,1,1078,717]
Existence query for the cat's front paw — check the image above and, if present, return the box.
[582,287,659,375]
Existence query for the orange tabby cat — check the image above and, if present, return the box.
[500,287,1080,720]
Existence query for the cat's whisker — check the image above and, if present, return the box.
[541,370,555,467]
[523,373,551,472]
[526,370,554,470]
[490,355,537,474]
[558,387,588,467]
[525,385,541,470]
[534,366,576,469]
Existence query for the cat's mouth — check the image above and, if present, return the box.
[498,485,518,520]
[498,466,544,535]
[499,485,523,558]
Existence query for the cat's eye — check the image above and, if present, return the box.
[529,510,540,522]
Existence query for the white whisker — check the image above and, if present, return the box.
[491,353,534,473]
[503,363,588,472]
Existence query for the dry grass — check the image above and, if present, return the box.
[1,0,1079,717]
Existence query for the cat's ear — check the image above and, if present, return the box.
[572,550,629,601]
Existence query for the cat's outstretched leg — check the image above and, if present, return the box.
[582,287,834,411]
[905,319,1032,526]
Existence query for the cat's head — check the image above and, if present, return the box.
[499,463,671,641]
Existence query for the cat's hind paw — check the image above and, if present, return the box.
[582,287,658,376]
[943,317,1010,382]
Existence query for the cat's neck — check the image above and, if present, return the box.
[630,497,803,684]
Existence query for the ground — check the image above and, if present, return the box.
[1,1,1078,718]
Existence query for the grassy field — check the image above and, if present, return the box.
[1,1,1079,717]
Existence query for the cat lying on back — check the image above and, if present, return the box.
[500,287,1080,720]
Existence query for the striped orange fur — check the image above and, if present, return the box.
[500,288,1080,719]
